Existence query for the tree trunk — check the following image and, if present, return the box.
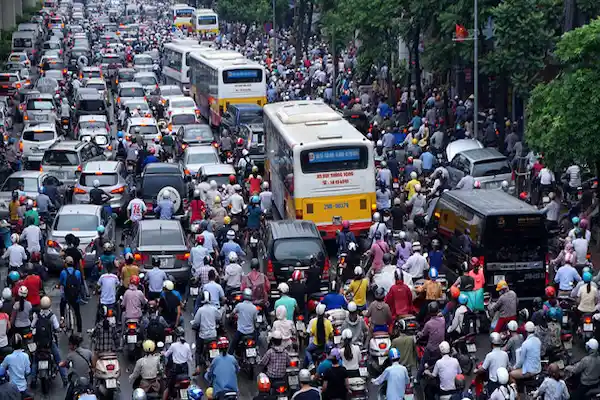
[563,0,575,32]
[413,24,423,110]
[494,74,508,152]
[304,0,313,52]
[293,0,307,64]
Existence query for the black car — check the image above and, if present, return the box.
[139,163,191,225]
[74,92,108,122]
[177,123,215,147]
[258,220,330,302]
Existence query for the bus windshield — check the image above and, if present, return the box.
[175,9,193,18]
[197,15,217,25]
[300,146,369,174]
[484,215,546,263]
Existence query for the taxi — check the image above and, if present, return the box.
[7,52,31,68]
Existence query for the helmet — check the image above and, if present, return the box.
[412,241,422,252]
[193,189,201,199]
[439,341,450,354]
[133,388,147,400]
[545,286,556,298]
[572,216,580,225]
[399,231,406,239]
[428,301,439,314]
[584,271,593,283]
[299,369,311,383]
[251,258,260,270]
[495,280,508,292]
[195,235,205,245]
[473,181,481,189]
[580,219,589,230]
[2,288,12,301]
[380,161,387,168]
[586,338,599,351]
[548,307,559,321]
[490,332,502,345]
[376,140,383,146]
[130,275,140,286]
[470,257,480,268]
[450,286,460,299]
[242,149,249,156]
[257,373,271,392]
[143,340,156,352]
[341,328,352,340]
[394,198,401,206]
[97,226,105,234]
[8,271,20,283]
[224,216,231,225]
[10,233,19,244]
[412,138,418,145]
[226,230,235,240]
[316,303,326,316]
[262,182,269,190]
[382,253,392,265]
[18,286,28,298]
[291,270,303,281]
[163,280,174,291]
[388,348,401,361]
[374,287,385,300]
[507,320,519,332]
[243,288,253,300]
[342,220,350,230]
[407,157,413,164]
[410,171,417,180]
[251,195,260,204]
[210,180,217,188]
[278,282,289,294]
[236,138,244,146]
[40,296,51,309]
[497,367,509,385]
[347,301,357,312]
[163,190,171,200]
[103,242,113,252]
[117,131,124,139]
[188,386,204,400]
[429,268,438,280]
[458,293,468,305]
[93,179,100,188]
[524,321,535,333]
[252,166,259,173]
[228,252,238,263]
[372,212,381,222]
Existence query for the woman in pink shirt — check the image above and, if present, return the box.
[369,232,390,273]
[468,257,485,290]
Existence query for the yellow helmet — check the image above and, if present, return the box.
[214,196,221,204]
[412,138,418,145]
[224,216,231,225]
[496,280,508,292]
[206,387,214,399]
[142,339,156,353]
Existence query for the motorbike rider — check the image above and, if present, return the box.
[562,163,582,198]
[424,341,462,398]
[503,320,524,367]
[192,291,222,372]
[385,270,414,320]
[246,195,263,233]
[274,282,298,320]
[200,221,220,260]
[369,231,389,273]
[447,293,470,341]
[121,275,147,342]
[210,196,228,229]
[141,300,168,345]
[0,364,20,399]
[576,271,597,327]
[402,241,428,281]
[288,270,307,317]
[2,233,26,270]
[371,348,410,400]
[474,332,510,394]
[241,258,270,307]
[19,262,42,313]
[365,286,392,333]
[336,220,357,256]
[259,330,290,380]
[146,258,168,301]
[226,185,246,224]
[305,303,333,367]
[321,281,346,311]
[155,190,175,220]
[11,286,31,336]
[340,328,361,376]
[164,327,193,400]
[228,288,258,354]
[60,334,93,399]
[220,230,245,265]
[31,296,69,388]
[190,190,207,223]
[532,362,569,400]
[259,182,273,214]
[416,301,445,379]
[247,167,263,195]
[489,367,517,400]
[36,186,54,222]
[205,181,220,210]
[368,212,388,240]
[489,280,518,332]
[206,336,239,397]
[555,259,581,296]
[510,321,542,384]
[89,179,112,213]
[129,339,162,394]
[565,338,600,399]
[223,252,244,295]
[340,301,368,346]
[23,199,39,226]
[143,147,160,167]
[271,305,295,350]
[159,280,182,327]
[291,369,320,400]
[190,236,210,283]
[0,334,31,396]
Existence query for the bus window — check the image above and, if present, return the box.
[222,69,263,84]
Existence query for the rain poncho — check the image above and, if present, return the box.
[271,305,295,350]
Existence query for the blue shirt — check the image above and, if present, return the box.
[59,267,83,300]
[146,267,167,293]
[372,363,409,400]
[207,354,239,394]
[1,350,30,392]
[321,293,347,310]
[247,206,262,229]
[382,132,395,148]
[234,300,257,334]
[515,334,541,375]
[203,281,225,307]
[316,358,343,376]
[143,155,160,168]
[411,116,422,130]
[220,241,246,265]
[429,250,443,271]
[99,254,116,272]
[155,199,175,220]
[554,265,581,291]
[420,151,435,170]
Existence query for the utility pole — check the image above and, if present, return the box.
[473,0,479,139]
[272,0,277,53]
[332,29,337,101]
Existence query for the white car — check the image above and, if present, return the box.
[124,117,160,145]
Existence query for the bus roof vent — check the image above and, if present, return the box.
[276,102,342,124]
[317,134,343,139]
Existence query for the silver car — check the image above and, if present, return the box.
[23,93,58,124]
[21,122,60,167]
[181,146,220,176]
[0,171,65,218]
[44,204,117,271]
[72,161,131,216]
[40,140,106,186]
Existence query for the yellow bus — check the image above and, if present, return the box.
[189,50,266,127]
[263,101,377,239]
[193,9,219,34]
[170,4,195,28]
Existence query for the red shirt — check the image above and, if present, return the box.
[385,281,414,318]
[23,275,42,307]
[190,199,206,222]
[248,176,262,195]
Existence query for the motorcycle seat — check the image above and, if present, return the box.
[372,331,389,337]
[98,352,118,359]
[561,334,573,341]
[175,374,190,382]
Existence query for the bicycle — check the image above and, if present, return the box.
[61,301,76,337]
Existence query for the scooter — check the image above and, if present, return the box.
[125,319,142,361]
[368,331,391,376]
[94,352,121,398]
[36,347,57,394]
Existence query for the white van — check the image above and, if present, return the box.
[11,31,36,60]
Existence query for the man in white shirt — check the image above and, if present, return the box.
[226,186,246,219]
[259,183,272,213]
[21,222,41,253]
[455,174,475,191]
[538,166,555,195]
[2,234,27,268]
[401,242,428,280]
[224,260,243,293]
[425,341,462,397]
[572,233,589,265]
[127,191,147,223]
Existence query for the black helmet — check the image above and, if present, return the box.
[152,258,160,268]
[532,297,543,310]
[428,301,440,315]
[23,263,34,275]
[11,191,18,200]
[250,258,260,270]
[382,253,393,265]
[76,376,90,389]
[374,286,386,300]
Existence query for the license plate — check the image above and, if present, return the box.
[563,315,568,324]
[288,375,299,386]
[466,343,477,353]
[278,397,288,400]
[63,124,68,129]
[28,343,36,352]
[190,287,199,296]
[404,395,414,400]
[334,335,341,344]
[106,378,117,389]
[494,275,505,284]
[159,257,174,268]
[209,349,219,358]
[127,335,137,343]
[296,321,305,331]
[584,323,594,332]
[359,367,368,377]
[108,316,116,325]
[378,356,387,365]
[393,183,399,189]
[246,347,257,357]
[564,340,572,349]
[38,360,49,369]
[180,389,189,399]
[165,335,173,344]
[256,315,263,323]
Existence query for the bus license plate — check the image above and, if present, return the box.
[584,323,594,332]
[38,360,49,369]
[106,379,117,389]
[467,343,477,353]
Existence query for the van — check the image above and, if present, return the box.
[429,189,547,301]
[11,32,36,60]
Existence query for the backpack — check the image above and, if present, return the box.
[244,157,253,177]
[247,273,267,303]
[146,315,164,342]
[64,269,81,302]
[117,140,127,158]
[35,313,54,348]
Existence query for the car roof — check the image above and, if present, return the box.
[143,163,182,174]
[168,96,195,104]
[268,220,321,240]
[118,68,136,73]
[139,219,182,230]
[232,103,262,111]
[85,78,106,85]
[23,123,56,131]
[58,204,102,215]
[186,146,217,154]
[79,92,103,100]
[134,72,156,77]
[201,164,235,175]
[180,123,210,130]
[119,82,143,88]
[29,93,54,99]
[79,115,107,122]
[446,139,484,162]
[48,140,86,150]
[82,161,120,173]
[440,190,542,216]
[459,148,507,162]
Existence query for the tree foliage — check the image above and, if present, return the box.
[526,18,600,168]
[217,0,288,26]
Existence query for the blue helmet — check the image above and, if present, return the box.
[8,137,15,144]
[428,267,438,280]
[188,386,204,400]
[123,247,132,255]
[388,347,400,361]
[583,271,593,283]
[584,266,592,275]
[251,195,260,204]
[97,225,105,234]
[572,216,580,225]
[547,307,559,321]
[117,131,124,139]
[8,270,20,283]
[458,293,468,305]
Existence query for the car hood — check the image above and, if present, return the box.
[185,163,209,175]
[0,191,38,201]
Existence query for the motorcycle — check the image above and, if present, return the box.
[125,319,141,361]
[286,351,301,391]
[201,338,220,368]
[173,375,192,400]
[236,335,257,379]
[348,350,369,400]
[368,331,391,376]
[270,377,290,400]
[248,231,259,259]
[582,313,595,340]
[36,347,57,394]
[189,276,201,300]
[95,352,121,399]
[451,333,477,374]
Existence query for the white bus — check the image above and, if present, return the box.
[170,4,195,28]
[193,9,219,34]
[162,40,214,93]
[189,50,266,127]
[263,101,377,239]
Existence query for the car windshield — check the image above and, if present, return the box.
[42,150,79,166]
[80,121,106,130]
[23,131,55,142]
[160,87,182,96]
[86,83,105,91]
[0,76,17,83]
[44,71,62,80]
[125,102,148,111]
[170,99,195,108]
[120,87,145,97]
[1,177,38,192]
[141,175,183,199]
[140,227,184,246]
[118,71,135,80]
[239,110,263,124]
[172,114,195,125]
[129,125,158,136]
[54,214,99,231]
[187,152,218,165]
[204,174,230,187]
[102,56,120,64]
[135,76,156,86]
[81,135,109,145]
[472,159,512,177]
[81,173,118,187]
[79,100,106,112]
[26,100,54,110]
[135,57,152,66]
[273,238,323,263]
[183,126,212,141]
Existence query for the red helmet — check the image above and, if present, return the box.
[149,147,155,154]
[30,252,41,263]
[196,235,205,245]
[229,175,236,184]
[470,257,480,268]
[407,157,413,164]
[291,270,304,281]
[545,286,556,299]
[342,220,350,230]
[130,275,140,286]
[236,138,244,146]
[19,196,27,205]
[217,336,230,349]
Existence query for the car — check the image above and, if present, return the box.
[220,103,263,134]
[74,92,108,122]
[133,54,153,73]
[240,123,265,167]
[140,163,190,221]
[4,62,32,82]
[165,95,197,114]
[72,161,131,215]
[7,52,31,68]
[176,123,215,147]
[44,204,117,271]
[168,108,198,134]
[40,140,106,186]
[21,122,60,168]
[116,82,146,109]
[42,69,65,85]
[42,39,63,54]
[100,53,123,71]
[446,148,513,189]
[259,220,330,301]
[0,171,66,218]
[39,56,66,77]
[158,85,183,105]
[196,164,236,188]
[445,139,484,164]
[124,117,159,145]
[79,66,103,81]
[133,72,159,95]
[114,67,136,88]
[84,78,109,103]
[75,115,111,154]
[181,146,220,176]
[0,71,30,97]
[122,99,152,118]
[34,76,60,95]
[130,219,190,283]
[23,93,58,124]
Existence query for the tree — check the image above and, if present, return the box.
[526,18,600,169]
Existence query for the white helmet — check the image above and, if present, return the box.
[341,329,352,340]
[373,212,381,222]
[412,241,422,252]
[93,179,100,188]
[228,252,238,262]
[316,303,326,316]
[587,338,599,351]
[18,286,28,298]
[438,341,450,354]
[162,190,171,200]
[399,231,406,239]
[376,140,383,146]
[507,320,518,332]
[2,288,11,301]
[414,184,422,192]
[26,199,34,208]
[347,301,357,312]
[497,367,509,385]
[210,180,217,189]
[193,189,201,198]
[242,149,249,156]
[163,280,174,291]
[354,266,363,276]
[10,233,19,244]
[410,171,417,180]
[262,182,269,190]
[524,321,535,333]
[501,180,509,189]
[348,242,358,251]
[278,282,289,294]
[271,330,283,340]
[226,230,235,240]
[40,296,51,309]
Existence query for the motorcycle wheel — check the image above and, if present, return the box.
[41,376,51,394]
[458,354,473,375]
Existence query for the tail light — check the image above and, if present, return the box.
[76,165,82,172]
[267,259,275,280]
[23,333,33,339]
[212,141,218,148]
[276,386,286,394]
[298,315,304,321]
[176,253,190,260]
[234,294,241,301]
[106,364,115,371]
[585,316,592,324]
[184,169,190,175]
[340,257,345,265]
[15,83,21,89]
[478,256,485,266]
[323,257,330,279]
[47,240,59,247]
[246,339,255,347]
[19,141,23,151]
[110,186,125,194]
[39,166,43,172]
[128,323,137,330]
[134,253,143,262]
[335,328,341,335]
[378,342,387,349]
[210,342,217,349]
[256,305,262,311]
[73,187,86,194]
[290,359,298,367]
[63,69,67,74]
